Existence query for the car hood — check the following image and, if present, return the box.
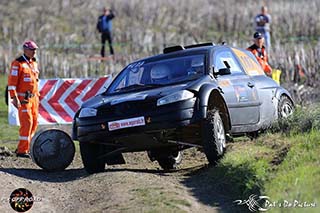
[81,83,190,109]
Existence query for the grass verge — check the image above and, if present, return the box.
[0,74,19,144]
[202,105,320,212]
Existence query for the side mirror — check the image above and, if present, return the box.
[216,68,231,75]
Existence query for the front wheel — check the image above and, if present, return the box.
[202,109,226,165]
[79,141,105,174]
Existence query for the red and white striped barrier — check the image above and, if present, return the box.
[8,76,112,125]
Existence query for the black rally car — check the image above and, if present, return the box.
[72,43,294,174]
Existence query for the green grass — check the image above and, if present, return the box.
[271,105,320,134]
[0,74,19,145]
[205,139,275,200]
[207,108,320,212]
[129,187,191,213]
[264,131,320,213]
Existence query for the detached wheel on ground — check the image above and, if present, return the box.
[278,96,294,119]
[202,109,226,165]
[148,150,182,170]
[79,141,106,174]
[30,129,75,172]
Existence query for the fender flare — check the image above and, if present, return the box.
[198,84,231,131]
[275,87,295,106]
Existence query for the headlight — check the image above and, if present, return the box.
[157,90,194,106]
[79,108,97,118]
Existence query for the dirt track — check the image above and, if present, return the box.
[0,147,235,213]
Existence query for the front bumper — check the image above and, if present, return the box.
[73,97,202,142]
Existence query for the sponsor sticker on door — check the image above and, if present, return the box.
[108,116,146,131]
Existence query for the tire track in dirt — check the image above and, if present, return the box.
[0,150,219,213]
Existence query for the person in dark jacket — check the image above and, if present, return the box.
[254,6,271,52]
[97,7,115,57]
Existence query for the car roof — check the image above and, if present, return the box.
[131,43,229,64]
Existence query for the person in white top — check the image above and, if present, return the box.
[254,6,272,52]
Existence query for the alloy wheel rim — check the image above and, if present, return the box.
[173,151,182,162]
[215,118,226,154]
[281,102,293,118]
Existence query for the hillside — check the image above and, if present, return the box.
[0,0,319,85]
[1,0,319,104]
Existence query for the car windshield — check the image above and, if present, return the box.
[107,54,205,93]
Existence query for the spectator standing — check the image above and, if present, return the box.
[7,40,40,158]
[254,6,271,52]
[247,32,272,76]
[97,7,115,57]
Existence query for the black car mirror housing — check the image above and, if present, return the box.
[217,68,231,75]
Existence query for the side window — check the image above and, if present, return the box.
[213,50,243,74]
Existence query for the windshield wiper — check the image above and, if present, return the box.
[114,84,145,92]
[114,83,162,92]
[144,83,163,87]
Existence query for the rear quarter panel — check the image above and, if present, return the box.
[231,47,293,128]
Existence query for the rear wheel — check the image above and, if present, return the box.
[278,96,294,119]
[202,109,226,165]
[247,131,259,140]
[79,141,105,174]
[148,150,182,170]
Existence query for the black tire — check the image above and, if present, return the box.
[278,96,294,119]
[30,129,75,172]
[202,109,226,165]
[79,141,105,174]
[149,150,182,170]
[247,131,259,140]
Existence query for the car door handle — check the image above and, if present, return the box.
[247,82,255,88]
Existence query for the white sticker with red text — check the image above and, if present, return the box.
[108,116,146,131]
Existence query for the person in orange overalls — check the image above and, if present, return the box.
[8,40,40,158]
[247,32,272,76]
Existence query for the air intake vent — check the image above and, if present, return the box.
[184,42,215,49]
[163,45,185,54]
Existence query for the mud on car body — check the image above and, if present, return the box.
[72,43,294,174]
